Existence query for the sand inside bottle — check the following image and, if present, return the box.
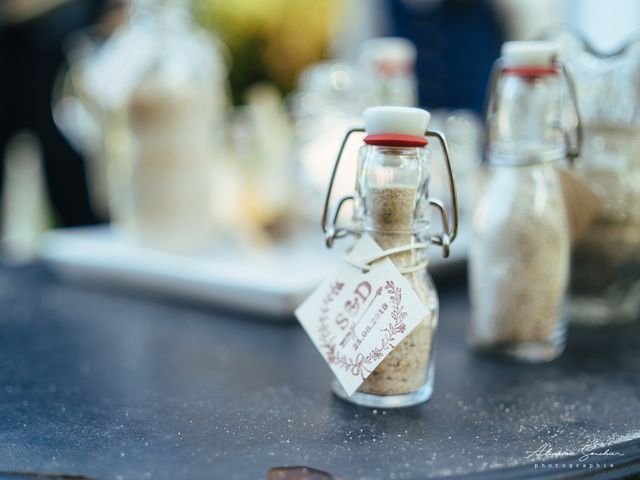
[469,166,569,354]
[357,185,438,396]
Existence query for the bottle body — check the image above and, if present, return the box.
[125,4,225,252]
[548,30,640,325]
[128,82,216,252]
[332,145,439,407]
[354,257,438,399]
[469,162,569,361]
[568,126,640,324]
[65,1,228,252]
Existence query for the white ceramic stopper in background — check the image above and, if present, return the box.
[501,41,558,67]
[359,37,418,69]
[363,106,430,136]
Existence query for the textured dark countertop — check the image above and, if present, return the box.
[0,262,638,480]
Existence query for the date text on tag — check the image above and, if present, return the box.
[295,235,429,396]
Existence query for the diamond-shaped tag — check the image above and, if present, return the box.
[295,235,429,396]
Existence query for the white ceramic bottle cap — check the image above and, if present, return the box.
[359,37,417,67]
[363,106,430,136]
[501,41,558,67]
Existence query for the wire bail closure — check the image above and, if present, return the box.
[558,61,583,165]
[321,127,459,258]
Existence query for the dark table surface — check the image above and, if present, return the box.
[0,262,639,480]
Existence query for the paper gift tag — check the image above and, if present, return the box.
[295,235,429,396]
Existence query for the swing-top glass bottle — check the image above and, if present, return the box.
[323,106,459,407]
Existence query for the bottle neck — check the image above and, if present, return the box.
[354,145,430,238]
[487,70,568,162]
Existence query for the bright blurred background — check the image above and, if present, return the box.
[1,0,639,312]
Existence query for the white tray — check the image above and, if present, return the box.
[39,226,467,318]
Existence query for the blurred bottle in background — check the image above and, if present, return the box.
[469,41,578,361]
[430,111,482,224]
[357,36,418,108]
[290,62,360,227]
[60,0,228,253]
[291,36,421,228]
[222,84,295,240]
[548,28,640,326]
[195,0,339,243]
[125,0,227,252]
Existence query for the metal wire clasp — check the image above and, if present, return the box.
[321,127,364,248]
[321,127,459,258]
[557,61,583,165]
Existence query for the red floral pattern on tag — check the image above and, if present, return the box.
[318,281,407,379]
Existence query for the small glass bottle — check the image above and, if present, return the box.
[357,37,419,108]
[468,41,581,362]
[323,106,458,407]
[62,0,228,252]
[125,0,226,252]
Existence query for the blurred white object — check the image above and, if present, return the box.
[56,0,228,253]
[567,0,640,54]
[493,0,565,40]
[1,133,51,262]
[501,40,558,66]
[40,225,468,318]
[357,37,418,107]
[41,226,333,317]
[223,84,295,230]
[429,110,482,223]
[363,104,428,135]
[291,62,361,222]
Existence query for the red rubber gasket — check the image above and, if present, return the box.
[364,134,428,147]
[502,66,559,77]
